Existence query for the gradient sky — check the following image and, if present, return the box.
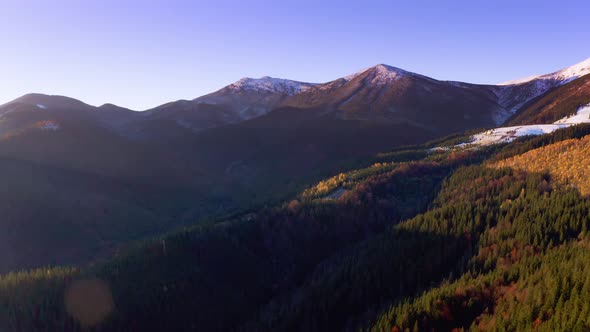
[1,0,589,110]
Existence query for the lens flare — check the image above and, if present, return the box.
[64,278,114,327]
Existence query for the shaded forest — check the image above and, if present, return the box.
[3,125,590,331]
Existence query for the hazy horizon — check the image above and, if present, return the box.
[2,0,589,110]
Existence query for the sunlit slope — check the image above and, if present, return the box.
[493,134,590,195]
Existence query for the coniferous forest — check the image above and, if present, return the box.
[2,124,590,331]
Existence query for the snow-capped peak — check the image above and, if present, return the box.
[500,57,590,86]
[344,64,411,82]
[371,64,408,81]
[228,76,317,95]
[373,64,407,74]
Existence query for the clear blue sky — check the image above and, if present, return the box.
[1,0,589,110]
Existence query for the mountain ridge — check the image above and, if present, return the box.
[6,57,590,123]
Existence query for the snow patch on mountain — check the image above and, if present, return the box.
[228,77,317,95]
[554,104,590,124]
[36,104,47,109]
[465,124,570,146]
[556,58,590,81]
[458,103,590,147]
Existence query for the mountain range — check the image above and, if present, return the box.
[6,58,590,132]
[0,58,589,274]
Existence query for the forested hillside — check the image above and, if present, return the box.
[493,134,590,195]
[3,125,590,331]
[1,59,589,280]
